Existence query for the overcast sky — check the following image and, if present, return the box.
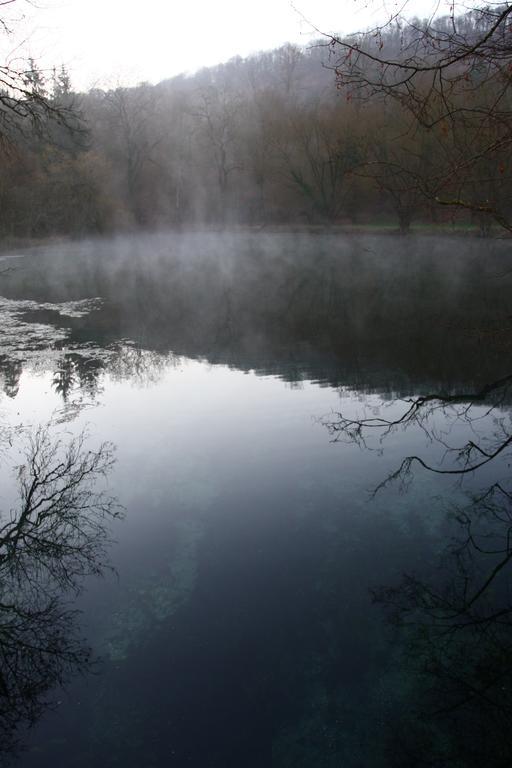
[2,0,451,90]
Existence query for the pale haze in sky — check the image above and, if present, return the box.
[2,0,452,90]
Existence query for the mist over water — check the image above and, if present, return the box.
[1,231,510,392]
[1,232,512,766]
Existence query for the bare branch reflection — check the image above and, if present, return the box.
[376,484,512,766]
[0,427,121,759]
[325,376,512,764]
[324,373,512,492]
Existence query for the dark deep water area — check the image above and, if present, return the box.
[1,232,512,766]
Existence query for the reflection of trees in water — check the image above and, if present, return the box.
[3,234,512,397]
[0,347,181,410]
[52,355,78,400]
[0,358,23,399]
[50,352,106,407]
[106,345,180,387]
[49,346,178,403]
[325,374,512,491]
[0,427,121,759]
[376,485,512,766]
[324,378,512,765]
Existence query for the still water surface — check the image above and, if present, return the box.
[0,232,511,766]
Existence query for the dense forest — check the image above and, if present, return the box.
[1,6,511,237]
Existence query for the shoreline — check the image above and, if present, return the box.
[0,223,509,254]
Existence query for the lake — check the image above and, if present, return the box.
[1,232,511,767]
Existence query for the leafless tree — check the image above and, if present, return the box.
[328,2,512,232]
[0,1,82,144]
[191,81,242,223]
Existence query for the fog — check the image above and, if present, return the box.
[3,7,511,238]
[1,232,511,401]
[2,2,512,767]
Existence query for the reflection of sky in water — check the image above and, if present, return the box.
[1,356,463,656]
[2,234,511,766]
